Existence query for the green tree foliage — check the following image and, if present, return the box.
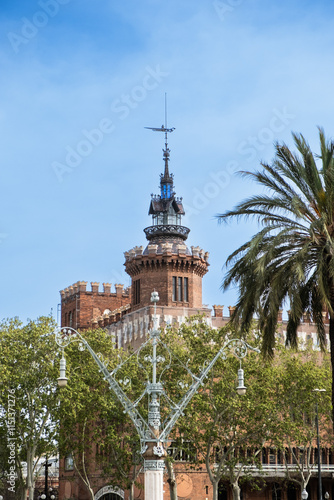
[162,319,275,500]
[272,345,332,491]
[57,328,143,500]
[1,314,332,500]
[0,417,12,499]
[218,128,334,422]
[0,317,60,500]
[162,320,333,500]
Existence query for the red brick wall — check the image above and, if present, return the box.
[125,252,209,310]
[60,282,130,329]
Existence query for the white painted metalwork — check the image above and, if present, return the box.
[95,485,124,499]
[55,291,259,500]
[234,464,334,476]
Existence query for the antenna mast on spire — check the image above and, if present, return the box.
[164,92,167,129]
[145,94,175,199]
[145,93,175,151]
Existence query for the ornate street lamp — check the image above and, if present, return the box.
[57,353,68,388]
[55,291,259,500]
[301,489,308,500]
[40,490,56,500]
[39,458,57,500]
[313,388,326,500]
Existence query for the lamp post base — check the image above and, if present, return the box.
[144,461,164,500]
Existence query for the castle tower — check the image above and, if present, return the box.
[59,122,210,338]
[124,125,209,311]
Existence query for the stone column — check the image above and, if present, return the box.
[144,461,164,500]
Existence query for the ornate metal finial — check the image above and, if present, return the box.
[145,94,175,199]
[151,291,160,303]
[143,95,190,247]
[151,291,160,333]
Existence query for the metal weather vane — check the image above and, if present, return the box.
[144,93,175,135]
[145,93,175,173]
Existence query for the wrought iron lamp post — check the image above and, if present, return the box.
[55,291,259,500]
[41,458,51,500]
[313,388,326,500]
[39,458,57,500]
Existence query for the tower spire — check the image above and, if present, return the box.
[145,93,175,199]
[144,96,189,243]
[162,92,171,181]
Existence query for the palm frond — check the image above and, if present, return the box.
[218,128,334,356]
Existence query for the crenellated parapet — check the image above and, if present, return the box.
[124,243,209,262]
[60,281,130,301]
[60,281,131,330]
[124,242,209,279]
[213,305,224,318]
[211,306,329,333]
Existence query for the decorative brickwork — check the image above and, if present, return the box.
[124,242,209,311]
[60,281,130,329]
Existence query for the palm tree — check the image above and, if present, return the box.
[218,128,334,423]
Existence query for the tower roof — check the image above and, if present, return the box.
[148,196,185,216]
[145,125,176,200]
[144,121,189,244]
[160,126,173,189]
[145,123,184,213]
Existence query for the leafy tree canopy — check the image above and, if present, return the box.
[0,316,60,500]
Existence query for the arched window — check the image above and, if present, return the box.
[95,486,124,500]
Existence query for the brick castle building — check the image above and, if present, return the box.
[59,126,334,500]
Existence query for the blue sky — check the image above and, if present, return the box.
[1,0,334,322]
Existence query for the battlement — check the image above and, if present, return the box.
[124,244,209,262]
[211,305,330,327]
[60,281,131,330]
[124,246,144,261]
[60,281,130,300]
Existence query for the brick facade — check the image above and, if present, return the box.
[60,281,130,329]
[124,243,209,310]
